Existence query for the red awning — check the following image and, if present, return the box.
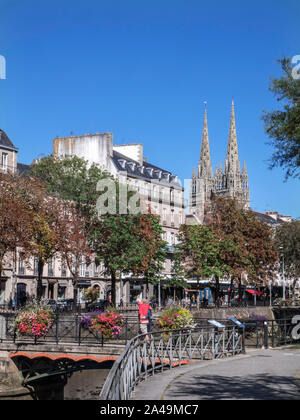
[246,289,263,296]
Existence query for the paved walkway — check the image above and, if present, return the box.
[132,348,300,400]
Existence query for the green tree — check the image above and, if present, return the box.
[275,220,300,296]
[92,213,167,307]
[262,57,300,180]
[173,224,228,300]
[29,155,112,222]
[205,197,278,299]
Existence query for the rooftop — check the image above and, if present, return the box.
[0,129,18,151]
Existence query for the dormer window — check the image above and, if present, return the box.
[146,167,153,177]
[127,162,136,171]
[163,172,170,182]
[154,169,162,179]
[118,159,127,169]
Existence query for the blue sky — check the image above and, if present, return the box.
[0,0,299,218]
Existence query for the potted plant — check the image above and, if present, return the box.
[157,306,196,334]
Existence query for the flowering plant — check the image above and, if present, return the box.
[13,302,55,339]
[90,310,125,338]
[157,306,196,332]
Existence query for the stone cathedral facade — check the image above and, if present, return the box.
[190,100,250,222]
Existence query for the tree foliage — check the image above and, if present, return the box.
[204,197,278,289]
[174,224,226,281]
[92,212,167,306]
[262,57,300,180]
[29,155,112,220]
[275,220,300,295]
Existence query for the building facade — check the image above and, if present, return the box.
[190,101,250,222]
[53,132,186,303]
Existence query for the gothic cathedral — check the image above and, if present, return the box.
[190,100,250,222]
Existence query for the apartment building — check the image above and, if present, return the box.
[53,132,186,303]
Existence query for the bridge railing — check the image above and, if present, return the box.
[100,325,245,400]
[0,314,140,346]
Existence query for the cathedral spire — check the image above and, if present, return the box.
[198,102,213,179]
[225,99,240,175]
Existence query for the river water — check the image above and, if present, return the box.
[30,364,113,400]
[64,368,112,400]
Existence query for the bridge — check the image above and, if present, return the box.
[0,312,245,399]
[0,313,132,398]
[1,311,299,400]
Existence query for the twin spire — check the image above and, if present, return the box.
[197,99,246,179]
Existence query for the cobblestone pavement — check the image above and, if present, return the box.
[132,349,300,400]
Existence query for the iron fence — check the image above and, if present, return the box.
[100,325,245,400]
[1,312,299,350]
[0,314,140,346]
[193,318,300,348]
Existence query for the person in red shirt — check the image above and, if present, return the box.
[137,298,150,339]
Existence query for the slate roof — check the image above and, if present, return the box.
[253,211,284,227]
[0,129,18,151]
[112,150,183,190]
[17,163,31,177]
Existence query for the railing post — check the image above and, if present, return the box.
[212,328,215,359]
[179,330,182,366]
[56,316,59,344]
[263,322,269,349]
[242,327,246,354]
[78,319,81,346]
[169,331,173,369]
[125,318,128,344]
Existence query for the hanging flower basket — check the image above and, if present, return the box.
[90,310,125,339]
[13,303,55,339]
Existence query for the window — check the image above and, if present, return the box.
[1,153,8,172]
[48,258,54,277]
[163,208,167,224]
[58,286,66,299]
[18,259,25,275]
[34,258,38,275]
[171,210,174,225]
[170,189,174,202]
[94,262,99,277]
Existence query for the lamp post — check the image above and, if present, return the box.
[158,279,161,310]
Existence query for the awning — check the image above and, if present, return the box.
[246,289,264,296]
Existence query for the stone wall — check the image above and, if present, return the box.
[189,306,275,321]
[0,350,32,399]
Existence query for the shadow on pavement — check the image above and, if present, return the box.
[165,374,300,400]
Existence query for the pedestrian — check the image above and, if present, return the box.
[137,298,150,341]
[168,296,173,305]
[146,301,153,335]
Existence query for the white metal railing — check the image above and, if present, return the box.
[100,325,245,400]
